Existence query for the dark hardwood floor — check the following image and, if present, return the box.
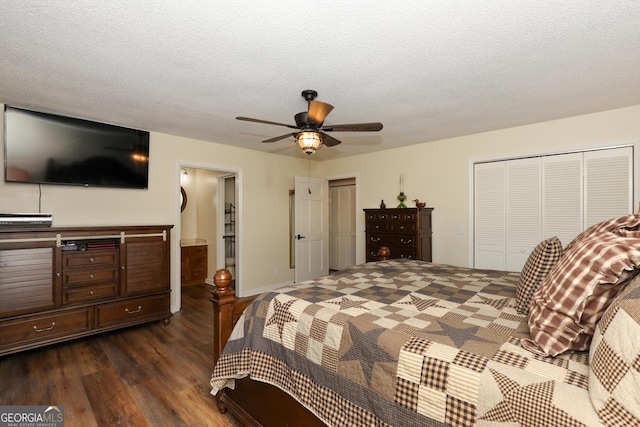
[0,284,242,427]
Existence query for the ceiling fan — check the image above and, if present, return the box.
[236,90,383,155]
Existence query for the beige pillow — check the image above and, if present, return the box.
[516,237,563,314]
[522,231,640,356]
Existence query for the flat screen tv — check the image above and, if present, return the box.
[4,105,149,189]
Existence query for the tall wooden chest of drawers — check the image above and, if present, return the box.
[364,208,433,262]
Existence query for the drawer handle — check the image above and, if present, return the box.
[33,322,56,333]
[399,226,405,230]
[90,290,94,296]
[370,237,381,242]
[125,306,142,314]
[90,257,94,262]
[90,274,95,279]
[400,238,412,244]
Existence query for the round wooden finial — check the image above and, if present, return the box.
[377,246,390,260]
[214,268,232,292]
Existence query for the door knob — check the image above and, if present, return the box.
[296,234,306,240]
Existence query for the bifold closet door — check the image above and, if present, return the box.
[474,161,506,270]
[542,152,583,248]
[506,157,541,271]
[474,146,633,271]
[583,147,633,227]
[474,158,542,271]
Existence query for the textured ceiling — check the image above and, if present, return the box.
[1,1,639,161]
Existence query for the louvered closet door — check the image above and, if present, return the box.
[542,153,583,247]
[506,158,541,271]
[474,162,506,270]
[474,145,634,270]
[584,147,633,227]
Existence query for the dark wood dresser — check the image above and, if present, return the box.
[0,225,172,356]
[364,208,433,262]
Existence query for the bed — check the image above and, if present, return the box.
[210,213,640,427]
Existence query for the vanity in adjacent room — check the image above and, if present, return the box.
[180,238,208,287]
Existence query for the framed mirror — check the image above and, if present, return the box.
[180,187,187,212]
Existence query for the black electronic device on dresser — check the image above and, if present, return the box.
[364,207,433,262]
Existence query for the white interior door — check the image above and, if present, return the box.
[295,176,328,282]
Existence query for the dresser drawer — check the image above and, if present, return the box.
[388,234,417,248]
[367,233,386,245]
[366,212,391,221]
[63,267,120,287]
[63,250,119,269]
[366,245,416,262]
[389,221,417,232]
[366,246,384,262]
[95,294,169,329]
[390,212,416,221]
[63,283,118,304]
[366,221,388,232]
[389,248,417,260]
[0,308,91,350]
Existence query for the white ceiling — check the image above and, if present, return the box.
[1,1,639,161]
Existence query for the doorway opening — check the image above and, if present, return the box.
[174,164,240,311]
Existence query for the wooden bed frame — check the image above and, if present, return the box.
[211,269,326,426]
[210,248,391,426]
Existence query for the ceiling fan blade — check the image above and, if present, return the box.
[307,101,334,125]
[320,132,342,147]
[322,122,383,132]
[262,133,295,143]
[236,117,298,129]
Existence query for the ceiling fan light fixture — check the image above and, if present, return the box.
[295,131,323,155]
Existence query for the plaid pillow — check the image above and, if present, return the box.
[516,237,563,314]
[522,231,640,356]
[564,212,640,252]
[589,275,640,425]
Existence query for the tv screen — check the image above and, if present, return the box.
[4,106,149,189]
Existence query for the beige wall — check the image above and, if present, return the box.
[321,105,640,268]
[0,104,312,310]
[2,103,639,309]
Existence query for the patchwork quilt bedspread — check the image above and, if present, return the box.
[211,260,601,426]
